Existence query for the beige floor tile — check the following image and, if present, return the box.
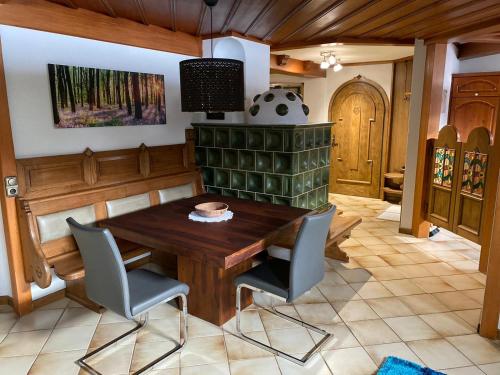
[448,260,479,274]
[180,363,229,375]
[10,309,63,333]
[407,338,472,370]
[0,330,51,357]
[365,342,423,366]
[440,275,484,290]
[257,306,301,331]
[344,246,374,257]
[381,279,426,296]
[399,294,449,314]
[443,366,485,374]
[56,307,101,329]
[148,303,181,320]
[356,236,387,246]
[433,291,482,310]
[393,264,434,278]
[89,321,139,348]
[309,323,360,350]
[224,331,273,361]
[29,349,84,375]
[0,355,36,375]
[98,310,129,325]
[38,298,70,310]
[292,287,329,304]
[447,335,500,365]
[393,243,422,253]
[365,244,398,255]
[454,309,481,328]
[463,289,485,305]
[317,284,360,302]
[412,277,455,293]
[433,250,469,262]
[0,312,18,334]
[322,347,378,375]
[224,309,264,334]
[276,352,332,375]
[185,316,222,338]
[422,262,460,276]
[480,362,500,374]
[131,342,180,371]
[180,335,227,367]
[229,357,281,375]
[332,300,379,322]
[84,343,135,374]
[335,268,375,283]
[137,317,180,344]
[350,282,393,299]
[295,303,340,325]
[267,327,315,354]
[417,242,456,252]
[419,312,475,336]
[365,266,405,281]
[384,316,440,341]
[318,272,347,288]
[365,297,414,318]
[346,319,400,346]
[41,325,96,353]
[339,238,361,247]
[469,272,487,285]
[353,255,390,268]
[405,252,439,264]
[380,253,415,266]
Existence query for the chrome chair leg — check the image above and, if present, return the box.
[235,285,332,366]
[77,293,188,375]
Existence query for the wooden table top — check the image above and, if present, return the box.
[99,194,310,269]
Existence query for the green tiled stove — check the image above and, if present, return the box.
[193,122,333,209]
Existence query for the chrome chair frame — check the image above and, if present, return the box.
[77,293,188,375]
[236,284,332,366]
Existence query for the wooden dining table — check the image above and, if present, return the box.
[99,193,310,326]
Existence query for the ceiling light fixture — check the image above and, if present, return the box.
[328,54,337,65]
[320,56,330,69]
[333,61,343,72]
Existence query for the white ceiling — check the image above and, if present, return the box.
[273,44,414,65]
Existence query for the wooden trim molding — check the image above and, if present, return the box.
[0,295,14,307]
[411,43,447,238]
[457,42,500,61]
[270,54,325,78]
[0,37,33,316]
[0,0,202,57]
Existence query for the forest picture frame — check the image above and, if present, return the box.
[48,64,167,128]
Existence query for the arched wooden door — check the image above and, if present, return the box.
[329,77,389,198]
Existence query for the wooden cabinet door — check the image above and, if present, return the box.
[329,81,387,198]
[449,97,498,142]
[452,75,500,98]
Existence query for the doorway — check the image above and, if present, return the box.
[329,76,390,198]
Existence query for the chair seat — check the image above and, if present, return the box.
[234,258,290,300]
[128,269,189,317]
[267,245,292,261]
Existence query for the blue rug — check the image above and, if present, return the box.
[377,356,446,375]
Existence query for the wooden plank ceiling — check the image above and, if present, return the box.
[45,0,500,48]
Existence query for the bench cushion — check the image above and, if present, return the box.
[106,193,151,218]
[158,183,194,204]
[37,204,96,244]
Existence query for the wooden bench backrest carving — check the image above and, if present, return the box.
[16,129,203,289]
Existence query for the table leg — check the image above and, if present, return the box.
[177,256,252,326]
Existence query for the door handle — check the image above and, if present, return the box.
[367,160,373,163]
[331,134,339,148]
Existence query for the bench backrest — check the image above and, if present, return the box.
[16,131,202,288]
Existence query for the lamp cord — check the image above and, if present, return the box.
[210,5,213,58]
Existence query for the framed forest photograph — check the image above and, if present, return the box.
[48,64,166,128]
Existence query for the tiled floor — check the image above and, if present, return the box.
[1,194,500,374]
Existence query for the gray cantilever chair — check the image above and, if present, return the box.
[234,204,336,366]
[67,217,189,375]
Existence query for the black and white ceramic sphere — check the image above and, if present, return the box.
[247,88,309,124]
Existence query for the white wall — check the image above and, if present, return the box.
[440,44,460,128]
[271,63,394,123]
[0,213,11,297]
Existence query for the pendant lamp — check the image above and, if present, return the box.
[179,0,245,112]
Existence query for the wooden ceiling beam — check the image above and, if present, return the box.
[170,0,176,32]
[60,0,77,8]
[220,0,241,34]
[270,54,325,78]
[305,0,383,41]
[457,42,500,60]
[271,36,414,52]
[98,0,116,18]
[0,0,202,56]
[133,0,148,25]
[427,16,500,44]
[262,0,312,41]
[277,0,345,44]
[243,0,276,36]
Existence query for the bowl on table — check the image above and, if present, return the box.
[194,202,229,218]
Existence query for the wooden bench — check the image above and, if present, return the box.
[15,131,202,311]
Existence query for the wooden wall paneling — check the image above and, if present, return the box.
[480,167,500,338]
[269,54,326,78]
[411,43,447,238]
[426,126,461,231]
[0,38,33,315]
[452,127,491,243]
[0,0,202,57]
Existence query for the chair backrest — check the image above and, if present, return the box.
[288,205,336,302]
[66,217,132,319]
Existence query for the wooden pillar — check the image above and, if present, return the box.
[480,169,500,338]
[0,38,32,315]
[411,43,447,237]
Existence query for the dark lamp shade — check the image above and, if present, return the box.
[179,58,245,112]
